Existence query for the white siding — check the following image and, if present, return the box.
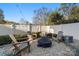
[52,23,79,39]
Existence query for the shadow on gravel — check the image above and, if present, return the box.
[65,39,79,56]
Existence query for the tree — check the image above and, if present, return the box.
[68,6,79,22]
[48,10,63,25]
[58,3,79,24]
[0,8,6,24]
[59,3,78,21]
[59,3,77,16]
[33,7,50,25]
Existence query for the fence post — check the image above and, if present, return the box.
[40,25,41,32]
[29,24,32,32]
[12,23,16,35]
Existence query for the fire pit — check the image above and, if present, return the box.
[37,36,52,48]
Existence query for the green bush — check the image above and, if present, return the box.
[0,35,12,45]
[0,34,28,45]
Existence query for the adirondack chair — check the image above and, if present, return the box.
[9,34,31,56]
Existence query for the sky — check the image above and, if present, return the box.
[0,3,60,23]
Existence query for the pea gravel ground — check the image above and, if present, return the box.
[0,39,79,56]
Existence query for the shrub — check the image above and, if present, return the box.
[0,35,12,45]
[36,32,41,38]
[32,32,41,38]
[52,33,57,38]
[0,34,28,45]
[46,33,53,38]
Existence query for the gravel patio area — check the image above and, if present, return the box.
[0,39,79,56]
[25,39,75,56]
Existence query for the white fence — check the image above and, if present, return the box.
[0,24,52,35]
[0,24,28,35]
[15,25,50,33]
[0,23,79,39]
